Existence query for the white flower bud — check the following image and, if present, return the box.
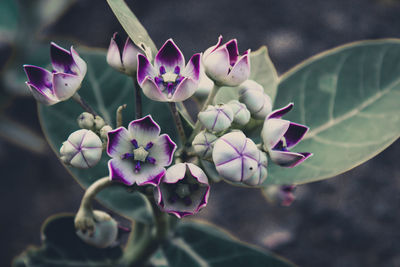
[77,112,94,129]
[239,80,272,120]
[93,116,105,130]
[76,210,118,248]
[198,104,233,133]
[192,131,218,159]
[227,100,251,126]
[243,150,268,186]
[100,125,113,140]
[60,129,103,168]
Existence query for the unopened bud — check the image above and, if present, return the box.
[93,116,105,130]
[100,125,113,140]
[192,131,218,159]
[77,112,94,129]
[198,104,233,133]
[227,100,251,126]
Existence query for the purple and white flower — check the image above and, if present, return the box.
[107,32,141,75]
[203,36,250,86]
[212,131,259,183]
[107,115,177,186]
[60,129,103,169]
[154,163,209,218]
[23,42,87,105]
[261,103,312,167]
[137,39,201,102]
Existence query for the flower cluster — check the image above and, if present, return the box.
[23,35,312,227]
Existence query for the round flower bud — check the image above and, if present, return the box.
[252,94,272,120]
[212,131,259,183]
[77,112,94,129]
[198,104,233,133]
[93,116,106,131]
[239,80,271,118]
[243,150,268,186]
[227,100,251,126]
[100,125,113,140]
[60,129,103,168]
[192,131,218,159]
[76,210,118,248]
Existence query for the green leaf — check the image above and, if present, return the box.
[13,214,123,267]
[214,46,278,104]
[162,221,295,267]
[39,48,178,223]
[106,0,157,59]
[265,39,400,185]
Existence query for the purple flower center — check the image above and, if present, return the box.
[122,139,156,173]
[154,66,184,99]
[166,176,200,206]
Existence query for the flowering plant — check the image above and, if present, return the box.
[10,1,400,266]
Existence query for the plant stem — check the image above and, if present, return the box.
[187,84,220,144]
[122,198,170,266]
[74,177,113,232]
[132,77,143,119]
[169,102,187,145]
[72,92,98,117]
[116,104,127,127]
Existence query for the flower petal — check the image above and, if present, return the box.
[122,38,140,75]
[171,77,198,102]
[140,76,168,102]
[107,127,132,157]
[182,53,201,81]
[137,54,156,84]
[50,42,76,73]
[268,103,294,119]
[262,118,290,151]
[225,39,239,65]
[136,166,166,186]
[163,163,186,183]
[71,46,87,77]
[154,39,185,72]
[108,158,136,185]
[128,115,161,147]
[187,163,209,185]
[23,65,53,92]
[284,122,309,148]
[204,35,223,58]
[203,46,230,82]
[106,35,123,72]
[225,50,250,86]
[52,72,81,100]
[269,150,312,167]
[149,134,177,166]
[25,82,59,105]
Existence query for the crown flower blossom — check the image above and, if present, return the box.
[137,39,201,102]
[154,163,210,218]
[23,42,87,105]
[107,115,177,186]
[261,103,312,167]
[106,32,141,75]
[203,36,250,87]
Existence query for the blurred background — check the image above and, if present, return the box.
[1,0,399,266]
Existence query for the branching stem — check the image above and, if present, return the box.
[132,77,143,119]
[169,102,187,145]
[72,92,98,117]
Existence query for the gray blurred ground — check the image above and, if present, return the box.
[1,0,400,266]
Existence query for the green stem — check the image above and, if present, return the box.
[122,199,170,266]
[187,84,220,144]
[133,77,143,119]
[72,92,98,117]
[169,102,187,145]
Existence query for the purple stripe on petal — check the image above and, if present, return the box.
[137,54,156,84]
[284,122,309,148]
[268,103,294,119]
[183,53,201,81]
[107,127,132,157]
[128,115,161,147]
[137,169,165,186]
[25,82,59,105]
[204,35,223,57]
[108,159,134,185]
[154,39,185,71]
[23,65,53,92]
[140,76,168,102]
[171,78,198,102]
[107,34,123,71]
[50,42,75,74]
[150,134,177,166]
[269,150,307,168]
[225,39,239,65]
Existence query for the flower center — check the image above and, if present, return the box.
[121,139,156,173]
[155,66,185,99]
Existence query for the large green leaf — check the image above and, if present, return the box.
[214,46,278,104]
[162,221,295,267]
[13,214,123,267]
[265,39,400,185]
[39,49,178,223]
[106,0,157,59]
